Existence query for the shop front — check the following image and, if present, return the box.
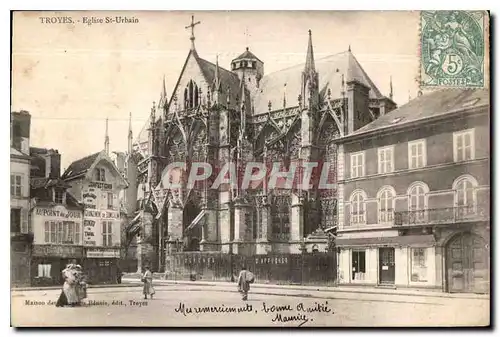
[337,234,439,290]
[84,247,121,284]
[31,245,84,286]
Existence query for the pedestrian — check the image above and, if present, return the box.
[141,266,155,300]
[75,265,88,305]
[116,266,122,284]
[56,264,79,307]
[237,265,255,301]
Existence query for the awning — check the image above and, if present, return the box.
[335,234,436,248]
[184,210,206,233]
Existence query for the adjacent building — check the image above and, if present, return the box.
[11,110,33,287]
[62,124,129,284]
[334,89,490,293]
[29,147,85,286]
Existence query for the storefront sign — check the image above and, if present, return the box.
[89,181,113,190]
[84,210,119,219]
[33,245,84,258]
[86,248,120,258]
[35,207,82,219]
[83,219,97,246]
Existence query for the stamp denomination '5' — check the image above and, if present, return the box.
[420,11,487,88]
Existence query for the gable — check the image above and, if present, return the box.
[168,51,211,114]
[87,155,128,188]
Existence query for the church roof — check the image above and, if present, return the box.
[232,47,263,63]
[196,56,241,99]
[342,88,489,140]
[253,50,384,114]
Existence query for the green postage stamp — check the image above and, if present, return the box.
[420,11,488,88]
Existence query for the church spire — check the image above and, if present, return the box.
[159,75,168,119]
[104,117,109,155]
[304,29,316,74]
[301,30,319,110]
[214,54,221,91]
[389,76,393,100]
[128,112,133,154]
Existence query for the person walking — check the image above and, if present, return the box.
[237,265,254,301]
[142,266,155,300]
[75,265,88,305]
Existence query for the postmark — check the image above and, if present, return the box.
[420,11,486,88]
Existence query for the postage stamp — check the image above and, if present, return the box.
[420,10,487,88]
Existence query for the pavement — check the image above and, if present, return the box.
[11,283,490,327]
[120,277,488,300]
[12,278,489,300]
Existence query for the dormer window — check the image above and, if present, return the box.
[95,168,106,182]
[54,189,65,204]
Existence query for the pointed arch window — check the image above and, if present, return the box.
[408,182,429,223]
[350,190,366,225]
[184,80,200,110]
[270,194,291,241]
[453,175,478,218]
[377,187,395,224]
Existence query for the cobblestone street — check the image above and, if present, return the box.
[11,285,489,327]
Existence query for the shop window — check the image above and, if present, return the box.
[99,260,111,267]
[411,248,428,282]
[352,250,366,281]
[37,264,51,278]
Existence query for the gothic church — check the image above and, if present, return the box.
[126,17,397,271]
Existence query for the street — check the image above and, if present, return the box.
[11,284,489,327]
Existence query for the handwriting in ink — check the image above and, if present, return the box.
[174,302,253,317]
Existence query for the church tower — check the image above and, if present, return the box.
[231,47,264,99]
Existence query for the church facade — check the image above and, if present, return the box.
[129,19,397,272]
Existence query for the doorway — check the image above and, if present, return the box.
[379,247,395,284]
[446,232,489,293]
[183,199,202,251]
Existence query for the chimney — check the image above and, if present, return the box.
[44,149,61,178]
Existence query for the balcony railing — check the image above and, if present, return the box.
[394,205,489,226]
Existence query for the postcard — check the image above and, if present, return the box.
[10,10,490,327]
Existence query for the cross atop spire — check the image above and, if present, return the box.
[185,15,201,50]
[244,27,251,49]
[304,29,316,73]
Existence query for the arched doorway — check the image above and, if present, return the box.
[446,232,489,293]
[182,199,202,251]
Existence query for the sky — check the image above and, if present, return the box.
[11,11,421,170]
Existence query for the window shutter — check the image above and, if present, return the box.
[21,209,28,233]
